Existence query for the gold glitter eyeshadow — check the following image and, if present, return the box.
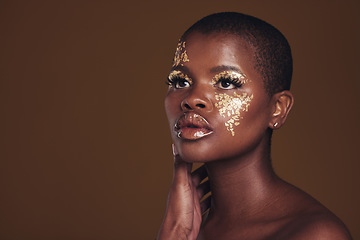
[168,70,193,85]
[212,70,248,86]
[172,41,190,67]
[215,92,253,136]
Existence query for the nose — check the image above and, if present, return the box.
[181,86,213,112]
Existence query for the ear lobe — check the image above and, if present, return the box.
[269,90,294,129]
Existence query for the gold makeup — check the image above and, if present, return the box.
[167,70,193,87]
[172,41,190,67]
[212,70,248,86]
[215,92,253,136]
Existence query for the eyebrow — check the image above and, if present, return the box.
[170,65,245,77]
[171,65,189,72]
[210,65,244,74]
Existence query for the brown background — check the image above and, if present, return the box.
[1,0,359,239]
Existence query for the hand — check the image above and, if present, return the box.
[157,145,211,240]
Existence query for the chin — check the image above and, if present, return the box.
[180,152,208,163]
[175,140,219,163]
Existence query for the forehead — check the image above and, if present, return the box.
[179,32,258,77]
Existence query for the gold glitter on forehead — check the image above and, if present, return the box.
[172,41,190,67]
[215,92,253,136]
[212,71,248,85]
[168,70,193,85]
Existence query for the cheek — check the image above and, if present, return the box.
[164,95,173,120]
[214,92,253,136]
[164,92,180,122]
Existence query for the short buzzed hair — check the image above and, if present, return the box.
[181,12,292,96]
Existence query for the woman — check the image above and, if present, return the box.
[157,12,351,240]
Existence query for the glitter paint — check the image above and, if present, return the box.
[212,70,248,86]
[172,41,189,67]
[215,92,253,136]
[168,70,193,85]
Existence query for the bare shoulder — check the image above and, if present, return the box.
[280,211,352,240]
[276,183,352,239]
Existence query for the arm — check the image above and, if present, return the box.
[157,145,210,240]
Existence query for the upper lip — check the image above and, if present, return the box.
[175,112,213,131]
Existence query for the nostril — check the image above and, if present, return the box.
[184,103,192,110]
[181,100,208,111]
[196,103,205,108]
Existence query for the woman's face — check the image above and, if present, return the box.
[165,32,273,163]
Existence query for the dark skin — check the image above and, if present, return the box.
[158,32,352,240]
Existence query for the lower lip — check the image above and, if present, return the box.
[176,127,213,140]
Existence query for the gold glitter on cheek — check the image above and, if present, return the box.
[172,41,190,67]
[214,92,253,136]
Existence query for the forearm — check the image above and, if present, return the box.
[157,218,190,240]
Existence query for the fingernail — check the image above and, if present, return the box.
[172,144,179,156]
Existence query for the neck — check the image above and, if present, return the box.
[204,140,281,220]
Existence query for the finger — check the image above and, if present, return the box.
[197,179,211,199]
[173,151,192,186]
[172,144,193,184]
[191,164,208,186]
[200,195,211,214]
[172,143,178,156]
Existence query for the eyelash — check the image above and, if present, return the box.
[166,76,191,88]
[215,77,243,89]
[166,75,244,89]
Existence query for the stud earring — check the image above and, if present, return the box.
[273,123,278,127]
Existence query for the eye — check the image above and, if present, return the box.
[175,78,191,89]
[167,76,191,89]
[216,77,243,90]
[166,70,193,89]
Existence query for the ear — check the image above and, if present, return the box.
[269,90,294,129]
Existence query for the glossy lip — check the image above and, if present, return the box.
[174,112,214,140]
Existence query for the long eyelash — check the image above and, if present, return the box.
[166,76,183,86]
[166,77,174,86]
[218,77,243,87]
[212,70,247,88]
[166,70,192,87]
